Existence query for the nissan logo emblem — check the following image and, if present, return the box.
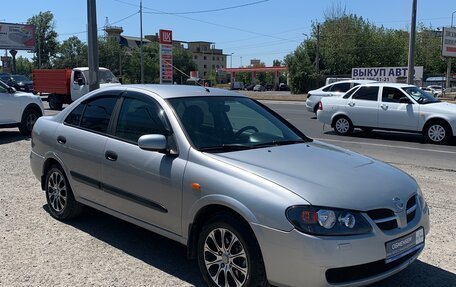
[393,197,404,210]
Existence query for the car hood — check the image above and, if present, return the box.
[421,101,456,114]
[15,91,40,99]
[208,141,417,211]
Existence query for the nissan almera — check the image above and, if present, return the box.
[30,85,430,287]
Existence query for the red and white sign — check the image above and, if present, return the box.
[442,27,456,58]
[0,22,35,50]
[159,29,172,45]
[159,29,173,83]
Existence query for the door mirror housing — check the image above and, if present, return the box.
[77,78,85,86]
[8,87,16,93]
[399,97,411,104]
[138,134,168,152]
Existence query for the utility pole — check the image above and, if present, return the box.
[316,24,320,74]
[407,0,417,84]
[140,0,144,84]
[87,0,99,91]
[447,10,456,90]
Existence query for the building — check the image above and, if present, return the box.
[104,25,227,81]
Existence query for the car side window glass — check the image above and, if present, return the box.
[382,87,405,103]
[80,96,117,133]
[0,84,7,93]
[64,103,85,126]
[115,97,168,143]
[343,86,359,99]
[322,84,333,92]
[352,87,379,101]
[330,82,351,92]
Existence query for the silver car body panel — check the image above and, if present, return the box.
[30,84,430,287]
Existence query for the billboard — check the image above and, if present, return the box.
[442,27,456,58]
[159,29,173,84]
[0,22,35,50]
[352,66,424,83]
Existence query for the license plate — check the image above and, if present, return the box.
[385,228,424,263]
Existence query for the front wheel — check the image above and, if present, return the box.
[424,121,452,144]
[333,116,354,136]
[197,214,268,287]
[48,94,63,110]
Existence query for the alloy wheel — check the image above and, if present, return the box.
[47,171,68,212]
[428,124,446,143]
[203,228,249,287]
[336,118,350,134]
[26,113,38,132]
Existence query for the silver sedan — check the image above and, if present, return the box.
[30,85,430,287]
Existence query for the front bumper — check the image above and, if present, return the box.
[251,206,430,287]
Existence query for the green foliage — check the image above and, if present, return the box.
[27,11,59,68]
[15,57,33,77]
[54,36,88,68]
[172,46,197,84]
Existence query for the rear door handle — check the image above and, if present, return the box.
[348,102,355,107]
[57,136,66,144]
[381,104,388,110]
[105,150,118,161]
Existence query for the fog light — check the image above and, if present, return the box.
[317,210,336,229]
[339,213,356,228]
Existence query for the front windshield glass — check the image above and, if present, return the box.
[11,75,29,82]
[402,86,439,104]
[168,96,308,151]
[82,69,120,84]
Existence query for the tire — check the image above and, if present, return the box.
[313,103,319,115]
[48,94,63,110]
[333,116,354,136]
[45,165,82,220]
[197,214,268,287]
[423,120,452,144]
[19,107,41,135]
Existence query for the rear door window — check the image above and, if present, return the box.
[80,96,118,133]
[352,86,379,101]
[330,82,351,92]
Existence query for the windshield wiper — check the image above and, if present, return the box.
[198,144,254,152]
[252,139,306,148]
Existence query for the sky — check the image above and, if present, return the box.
[2,0,456,68]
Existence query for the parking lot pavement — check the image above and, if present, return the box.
[1,108,455,286]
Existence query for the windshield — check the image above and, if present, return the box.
[11,75,29,82]
[82,69,120,84]
[168,96,309,152]
[402,86,439,104]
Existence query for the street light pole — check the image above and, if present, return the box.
[87,0,99,91]
[230,53,234,68]
[407,0,417,85]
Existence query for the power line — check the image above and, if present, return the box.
[143,0,269,15]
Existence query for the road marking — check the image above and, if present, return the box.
[315,138,456,155]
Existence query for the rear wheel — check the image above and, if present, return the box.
[197,214,268,287]
[45,165,82,220]
[19,108,41,135]
[48,94,63,110]
[424,120,452,144]
[333,116,354,136]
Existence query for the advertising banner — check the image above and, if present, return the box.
[352,66,424,83]
[159,29,173,84]
[442,27,456,58]
[0,22,35,50]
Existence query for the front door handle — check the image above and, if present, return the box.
[105,150,118,161]
[57,136,66,144]
[348,102,355,107]
[381,104,388,110]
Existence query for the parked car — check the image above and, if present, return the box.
[426,85,445,98]
[253,84,266,92]
[278,83,290,91]
[306,80,376,114]
[0,74,34,93]
[30,85,429,287]
[0,80,44,135]
[317,82,456,144]
[244,83,255,91]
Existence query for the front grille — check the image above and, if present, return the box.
[367,209,397,230]
[325,248,420,284]
[367,194,418,231]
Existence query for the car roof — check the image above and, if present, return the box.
[328,79,376,84]
[359,82,415,88]
[122,84,247,99]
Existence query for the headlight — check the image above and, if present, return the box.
[286,206,372,236]
[416,186,429,215]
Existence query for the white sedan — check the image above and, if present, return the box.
[317,82,456,144]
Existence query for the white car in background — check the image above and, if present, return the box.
[0,80,44,135]
[306,80,375,114]
[317,82,456,144]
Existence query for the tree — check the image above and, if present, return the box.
[172,46,197,84]
[54,36,88,68]
[99,36,127,80]
[27,11,59,68]
[15,57,33,77]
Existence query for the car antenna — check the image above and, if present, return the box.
[162,59,210,93]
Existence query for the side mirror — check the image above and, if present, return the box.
[138,134,167,152]
[8,87,16,93]
[77,78,84,85]
[399,97,411,104]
